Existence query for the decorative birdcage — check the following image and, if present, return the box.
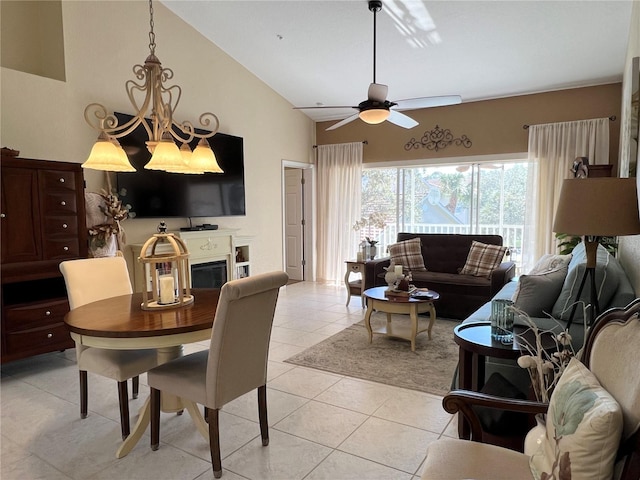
[138,230,193,310]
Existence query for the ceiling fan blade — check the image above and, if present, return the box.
[368,83,388,102]
[387,110,418,129]
[326,114,360,131]
[393,95,462,111]
[293,105,357,110]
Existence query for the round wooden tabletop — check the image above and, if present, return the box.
[64,288,220,339]
[454,322,557,360]
[363,286,440,303]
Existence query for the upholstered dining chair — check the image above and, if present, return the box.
[60,255,159,440]
[147,271,289,479]
[421,298,640,480]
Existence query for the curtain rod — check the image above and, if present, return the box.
[313,140,368,148]
[523,115,616,130]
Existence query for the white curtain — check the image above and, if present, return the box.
[316,142,363,284]
[522,118,610,270]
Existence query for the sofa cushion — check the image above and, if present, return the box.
[388,237,427,274]
[512,265,569,317]
[528,358,623,480]
[412,271,491,287]
[551,243,620,322]
[460,241,507,279]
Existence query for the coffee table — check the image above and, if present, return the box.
[363,286,440,351]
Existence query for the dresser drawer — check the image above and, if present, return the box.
[41,191,78,215]
[43,216,78,236]
[39,170,78,192]
[44,238,80,260]
[4,298,69,332]
[5,322,73,353]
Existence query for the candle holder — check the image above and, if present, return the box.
[138,231,193,310]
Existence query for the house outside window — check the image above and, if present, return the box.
[359,160,529,272]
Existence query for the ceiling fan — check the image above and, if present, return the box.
[295,0,461,131]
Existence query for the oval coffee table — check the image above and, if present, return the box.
[363,286,440,351]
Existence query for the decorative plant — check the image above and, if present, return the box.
[88,188,135,251]
[555,233,617,256]
[353,212,386,245]
[513,307,579,403]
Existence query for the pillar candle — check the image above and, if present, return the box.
[159,274,175,304]
[394,265,403,276]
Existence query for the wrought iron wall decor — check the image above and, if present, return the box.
[404,125,472,152]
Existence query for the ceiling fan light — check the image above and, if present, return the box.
[144,132,184,171]
[82,132,136,172]
[359,108,390,125]
[191,138,224,173]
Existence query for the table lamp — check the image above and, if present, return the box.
[553,177,640,327]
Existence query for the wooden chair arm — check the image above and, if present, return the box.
[444,390,549,443]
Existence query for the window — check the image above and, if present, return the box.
[360,160,529,271]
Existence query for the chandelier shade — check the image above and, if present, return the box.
[82,0,223,174]
[82,132,136,172]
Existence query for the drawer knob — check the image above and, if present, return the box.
[63,246,69,251]
[62,223,68,229]
[45,310,51,316]
[60,201,66,206]
[59,178,65,183]
[47,333,53,339]
[0,213,5,218]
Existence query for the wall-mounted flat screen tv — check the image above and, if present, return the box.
[115,112,246,218]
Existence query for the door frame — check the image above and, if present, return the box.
[281,160,315,282]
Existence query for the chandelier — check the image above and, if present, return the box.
[82,0,223,174]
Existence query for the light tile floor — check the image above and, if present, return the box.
[1,281,458,480]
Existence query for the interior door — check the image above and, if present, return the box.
[284,168,304,280]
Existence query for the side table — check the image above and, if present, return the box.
[453,322,556,443]
[344,260,367,308]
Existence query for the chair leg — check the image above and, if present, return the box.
[207,408,222,478]
[150,388,161,451]
[117,381,131,440]
[79,370,88,419]
[204,406,209,422]
[132,375,139,399]
[258,385,269,446]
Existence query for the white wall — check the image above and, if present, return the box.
[618,1,640,294]
[0,1,315,274]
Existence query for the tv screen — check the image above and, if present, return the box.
[115,112,246,218]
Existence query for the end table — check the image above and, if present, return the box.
[344,260,367,308]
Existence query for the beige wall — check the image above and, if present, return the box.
[1,1,315,274]
[317,84,622,168]
[618,1,640,295]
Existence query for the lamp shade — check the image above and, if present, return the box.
[144,132,185,171]
[191,138,223,173]
[553,177,640,236]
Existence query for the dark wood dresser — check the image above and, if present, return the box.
[1,153,88,363]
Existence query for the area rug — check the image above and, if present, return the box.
[284,314,461,396]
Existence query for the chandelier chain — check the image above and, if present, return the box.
[148,0,156,56]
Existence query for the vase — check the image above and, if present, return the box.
[524,414,547,456]
[384,269,397,288]
[369,245,377,260]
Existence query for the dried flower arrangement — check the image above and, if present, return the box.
[87,189,135,253]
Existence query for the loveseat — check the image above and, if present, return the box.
[365,233,517,319]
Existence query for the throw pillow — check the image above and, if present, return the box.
[551,243,620,322]
[529,253,572,275]
[512,265,569,317]
[528,357,623,480]
[459,241,507,278]
[388,237,427,273]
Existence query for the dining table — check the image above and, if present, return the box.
[64,288,219,458]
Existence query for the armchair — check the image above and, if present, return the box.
[421,298,640,480]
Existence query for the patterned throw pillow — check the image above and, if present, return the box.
[388,237,427,274]
[459,241,507,278]
[528,358,623,480]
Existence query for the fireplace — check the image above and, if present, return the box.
[191,260,228,289]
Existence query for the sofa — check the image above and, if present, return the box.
[462,241,637,393]
[365,233,517,320]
